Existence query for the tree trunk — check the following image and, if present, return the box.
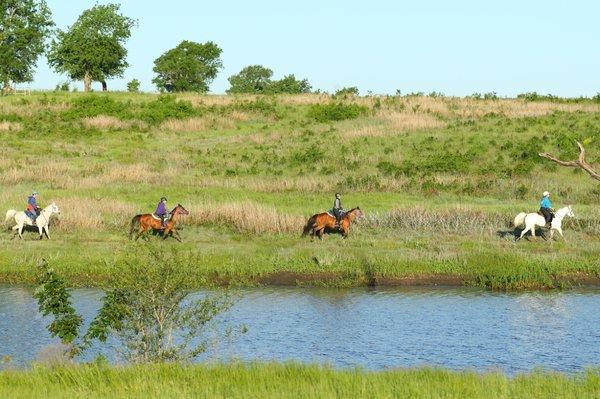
[2,81,11,95]
[101,80,107,92]
[84,71,92,92]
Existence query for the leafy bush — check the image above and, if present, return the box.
[139,95,199,124]
[65,95,131,119]
[127,79,140,93]
[307,102,368,122]
[333,87,359,98]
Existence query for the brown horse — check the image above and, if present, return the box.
[129,204,189,241]
[302,207,364,239]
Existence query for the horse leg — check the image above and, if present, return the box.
[38,225,44,240]
[317,228,325,240]
[518,226,529,241]
[134,226,146,241]
[43,225,50,239]
[557,227,565,241]
[174,230,183,242]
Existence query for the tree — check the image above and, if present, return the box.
[127,78,140,93]
[47,3,135,92]
[152,40,223,93]
[0,0,54,92]
[227,65,273,94]
[265,74,312,94]
[539,141,600,181]
[35,246,242,362]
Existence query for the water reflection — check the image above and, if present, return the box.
[0,285,598,374]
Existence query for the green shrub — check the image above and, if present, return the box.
[307,102,368,122]
[127,79,141,93]
[65,95,131,120]
[139,95,199,124]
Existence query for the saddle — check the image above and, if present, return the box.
[326,211,335,218]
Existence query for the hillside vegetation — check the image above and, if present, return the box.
[1,92,600,289]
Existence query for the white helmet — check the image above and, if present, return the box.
[543,191,550,197]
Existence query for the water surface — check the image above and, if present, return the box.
[0,285,598,373]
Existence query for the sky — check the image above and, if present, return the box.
[27,0,600,96]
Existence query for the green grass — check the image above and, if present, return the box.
[1,92,600,289]
[0,362,598,399]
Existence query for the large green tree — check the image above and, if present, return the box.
[0,0,54,92]
[152,40,223,93]
[47,3,135,92]
[227,65,273,94]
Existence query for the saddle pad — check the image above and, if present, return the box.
[326,212,335,218]
[151,214,162,220]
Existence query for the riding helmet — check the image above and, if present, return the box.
[543,191,550,197]
[161,197,167,202]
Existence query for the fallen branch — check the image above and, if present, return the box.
[539,141,600,181]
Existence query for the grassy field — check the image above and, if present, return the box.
[1,92,600,289]
[0,362,599,399]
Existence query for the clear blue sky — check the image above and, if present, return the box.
[30,0,600,96]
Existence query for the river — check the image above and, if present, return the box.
[0,285,598,374]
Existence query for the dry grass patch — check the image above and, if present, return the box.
[0,121,21,132]
[160,112,252,133]
[189,201,304,234]
[82,115,146,131]
[379,110,446,133]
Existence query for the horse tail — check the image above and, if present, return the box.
[5,210,17,224]
[302,215,317,237]
[513,212,526,227]
[129,215,142,239]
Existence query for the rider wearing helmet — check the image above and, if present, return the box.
[332,193,345,228]
[25,190,40,224]
[155,197,169,228]
[539,191,554,227]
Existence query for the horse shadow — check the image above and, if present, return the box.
[496,227,547,241]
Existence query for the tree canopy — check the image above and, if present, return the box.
[227,65,273,94]
[152,40,223,93]
[47,3,135,92]
[0,0,54,91]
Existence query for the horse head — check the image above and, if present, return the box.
[48,201,60,215]
[347,207,364,220]
[566,205,575,218]
[173,204,190,216]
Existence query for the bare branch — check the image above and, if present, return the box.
[539,141,600,181]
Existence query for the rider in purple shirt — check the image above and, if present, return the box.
[155,197,168,228]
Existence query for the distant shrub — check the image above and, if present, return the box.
[55,82,70,92]
[66,95,130,119]
[517,92,558,102]
[333,87,359,98]
[140,95,199,124]
[307,102,368,122]
[483,92,498,100]
[127,79,141,93]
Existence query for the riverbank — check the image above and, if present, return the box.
[1,363,598,399]
[2,92,600,290]
[1,224,599,290]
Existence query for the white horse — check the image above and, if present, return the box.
[5,202,61,240]
[513,205,575,241]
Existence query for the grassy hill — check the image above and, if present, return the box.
[1,92,600,289]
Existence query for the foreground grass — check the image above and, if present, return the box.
[1,363,598,399]
[2,92,600,290]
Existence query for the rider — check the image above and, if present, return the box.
[155,197,169,228]
[332,193,345,228]
[539,191,554,227]
[25,190,40,224]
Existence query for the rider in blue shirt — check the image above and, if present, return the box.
[25,190,40,223]
[539,191,554,226]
